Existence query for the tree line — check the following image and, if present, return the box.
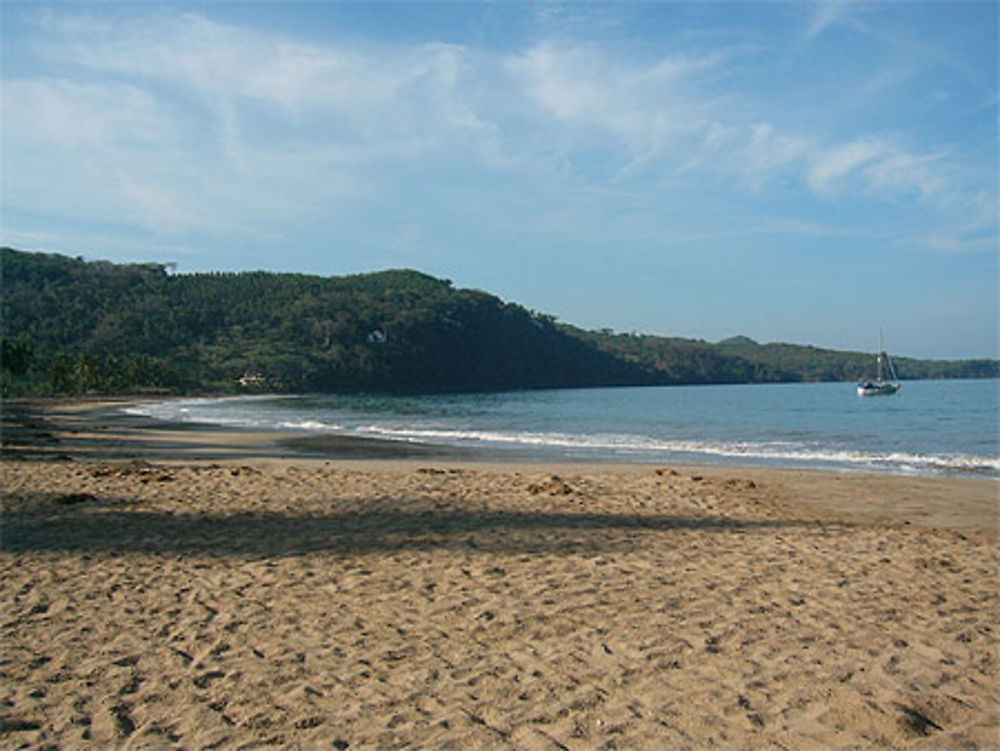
[2,247,996,397]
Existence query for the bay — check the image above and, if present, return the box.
[126,379,1000,477]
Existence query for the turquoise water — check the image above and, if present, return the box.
[126,379,1000,476]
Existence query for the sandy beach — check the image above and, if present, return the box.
[1,401,997,749]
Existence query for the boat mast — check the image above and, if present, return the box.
[877,329,884,381]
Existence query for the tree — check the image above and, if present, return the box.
[48,351,75,394]
[1,336,33,376]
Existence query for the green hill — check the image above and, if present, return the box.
[2,247,996,395]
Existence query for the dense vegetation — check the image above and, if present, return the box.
[2,247,996,396]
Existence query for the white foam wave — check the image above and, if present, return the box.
[358,425,999,473]
[123,396,303,430]
[119,398,999,475]
[276,420,344,431]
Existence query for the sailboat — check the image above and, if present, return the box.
[857,330,901,397]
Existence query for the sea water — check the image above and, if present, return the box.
[125,379,1000,477]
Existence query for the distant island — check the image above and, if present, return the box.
[2,247,997,396]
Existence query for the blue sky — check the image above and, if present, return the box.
[2,1,997,359]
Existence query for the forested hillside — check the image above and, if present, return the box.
[2,247,996,395]
[1,248,651,394]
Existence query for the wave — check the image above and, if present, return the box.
[122,395,298,429]
[120,396,1000,476]
[355,425,999,475]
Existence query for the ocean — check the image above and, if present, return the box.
[125,379,1000,477]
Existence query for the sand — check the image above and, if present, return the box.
[1,401,997,750]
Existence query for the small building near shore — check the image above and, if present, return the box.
[237,371,266,388]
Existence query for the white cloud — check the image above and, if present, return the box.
[2,76,212,234]
[805,139,955,201]
[3,9,992,259]
[44,14,480,136]
[864,150,947,198]
[921,231,997,255]
[743,123,811,188]
[6,13,507,239]
[32,12,490,160]
[505,41,731,163]
[801,0,858,43]
[507,43,606,122]
[920,190,999,254]
[807,139,887,192]
[2,78,169,150]
[502,39,967,214]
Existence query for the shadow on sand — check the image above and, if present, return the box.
[2,494,815,557]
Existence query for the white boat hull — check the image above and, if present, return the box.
[857,381,901,397]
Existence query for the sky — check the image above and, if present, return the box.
[1,1,997,360]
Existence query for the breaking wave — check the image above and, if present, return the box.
[121,391,999,477]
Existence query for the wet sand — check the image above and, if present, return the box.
[1,399,997,749]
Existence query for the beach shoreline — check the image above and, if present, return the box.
[3,395,997,533]
[2,397,997,749]
[12,383,997,478]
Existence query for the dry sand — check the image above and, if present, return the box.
[1,401,997,750]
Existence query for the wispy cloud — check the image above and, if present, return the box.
[801,0,858,44]
[502,36,979,210]
[865,150,948,198]
[36,13,483,157]
[807,139,887,193]
[2,8,993,259]
[3,77,169,150]
[742,123,812,189]
[6,13,502,239]
[505,40,740,163]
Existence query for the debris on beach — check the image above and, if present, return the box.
[527,475,574,496]
[90,461,175,483]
